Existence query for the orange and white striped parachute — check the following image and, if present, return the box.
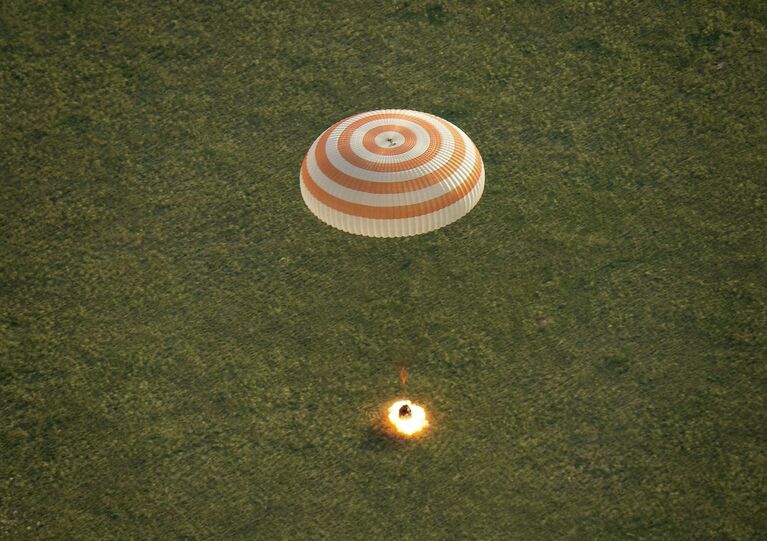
[300,109,485,237]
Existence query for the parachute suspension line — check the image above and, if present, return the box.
[399,366,410,385]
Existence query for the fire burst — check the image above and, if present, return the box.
[387,400,428,437]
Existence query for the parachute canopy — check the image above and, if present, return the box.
[300,109,485,237]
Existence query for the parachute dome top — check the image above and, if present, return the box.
[300,109,485,237]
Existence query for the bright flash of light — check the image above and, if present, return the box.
[388,400,428,436]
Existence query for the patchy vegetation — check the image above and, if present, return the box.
[2,0,766,538]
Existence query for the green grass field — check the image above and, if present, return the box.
[2,1,766,539]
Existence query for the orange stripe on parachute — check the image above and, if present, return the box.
[301,145,483,220]
[313,114,468,195]
[335,113,442,173]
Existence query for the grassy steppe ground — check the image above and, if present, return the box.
[2,1,766,539]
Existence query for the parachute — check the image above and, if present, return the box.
[300,109,485,237]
